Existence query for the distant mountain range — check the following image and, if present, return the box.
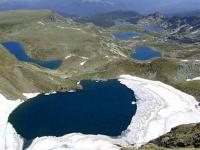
[171,10,200,17]
[74,10,200,43]
[0,0,200,16]
[74,10,142,27]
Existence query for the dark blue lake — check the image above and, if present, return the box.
[114,20,132,25]
[112,32,142,40]
[2,41,62,69]
[143,25,164,32]
[132,46,161,61]
[8,80,136,140]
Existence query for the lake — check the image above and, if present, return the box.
[114,20,132,25]
[8,80,136,140]
[112,31,142,40]
[2,41,62,69]
[143,25,164,32]
[132,46,161,61]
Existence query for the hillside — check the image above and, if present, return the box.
[75,10,142,27]
[150,123,200,148]
[0,9,200,150]
[139,12,200,44]
[0,9,200,99]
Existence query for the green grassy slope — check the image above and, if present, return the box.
[0,9,199,100]
[150,124,200,148]
[0,9,200,149]
[0,45,77,99]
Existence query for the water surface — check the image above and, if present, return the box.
[132,46,161,60]
[114,20,132,25]
[9,80,136,140]
[143,25,164,32]
[112,31,141,40]
[2,41,62,69]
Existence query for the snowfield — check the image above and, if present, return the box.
[187,77,200,81]
[26,134,120,150]
[1,75,200,150]
[0,94,23,150]
[119,75,200,147]
[22,93,40,99]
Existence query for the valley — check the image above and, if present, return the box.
[0,9,200,150]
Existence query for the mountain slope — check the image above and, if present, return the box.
[75,10,142,27]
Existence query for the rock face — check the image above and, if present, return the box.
[164,16,200,43]
[142,12,200,43]
[145,12,166,23]
[150,123,200,148]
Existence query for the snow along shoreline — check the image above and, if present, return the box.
[0,93,40,150]
[1,75,200,150]
[119,75,200,147]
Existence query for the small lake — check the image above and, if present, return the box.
[112,31,142,40]
[2,41,62,69]
[132,46,161,61]
[114,20,132,25]
[9,80,136,140]
[143,25,164,32]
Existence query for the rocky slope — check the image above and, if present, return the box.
[74,10,142,27]
[142,12,200,43]
[164,16,200,43]
[150,123,200,148]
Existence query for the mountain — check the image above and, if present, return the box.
[0,9,200,150]
[163,16,200,43]
[171,10,200,17]
[1,0,200,16]
[0,0,115,16]
[141,12,200,43]
[75,10,142,27]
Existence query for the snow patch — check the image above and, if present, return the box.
[27,134,120,150]
[187,77,200,81]
[119,75,200,147]
[191,30,198,34]
[80,61,87,66]
[181,59,189,62]
[23,93,40,99]
[56,26,65,29]
[0,94,23,150]
[37,21,45,26]
[44,92,57,96]
[65,55,73,59]
[80,56,88,60]
[4,123,24,150]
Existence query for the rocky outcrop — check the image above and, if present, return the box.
[164,16,200,43]
[150,123,200,148]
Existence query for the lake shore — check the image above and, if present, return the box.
[1,75,200,149]
[0,94,23,150]
[119,75,200,147]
